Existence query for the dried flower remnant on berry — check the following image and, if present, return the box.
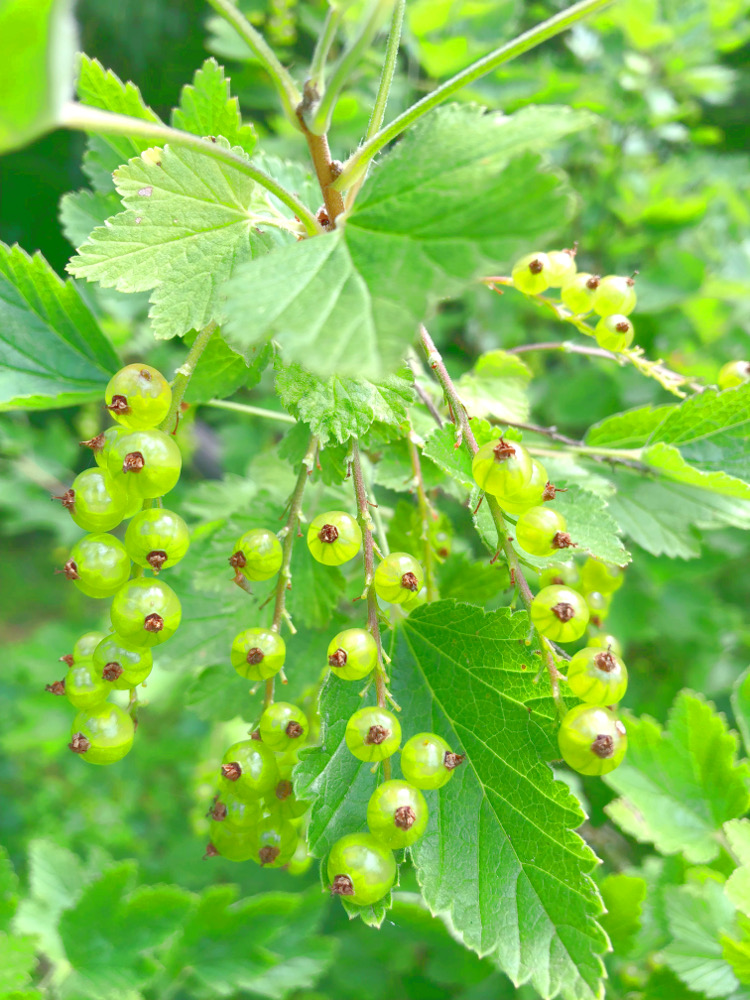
[552,532,575,549]
[318,523,339,543]
[45,680,66,695]
[221,761,241,781]
[330,874,355,896]
[59,653,74,667]
[493,438,516,461]
[591,734,614,758]
[394,805,416,829]
[401,572,419,591]
[275,779,293,800]
[102,662,123,681]
[147,550,168,572]
[123,451,145,473]
[229,550,247,570]
[285,721,304,739]
[594,650,617,673]
[68,732,91,754]
[259,846,280,866]
[366,725,388,745]
[62,560,79,580]
[203,843,219,859]
[586,275,600,290]
[552,602,575,622]
[246,647,264,665]
[444,752,465,770]
[328,648,347,667]
[209,801,228,821]
[144,613,164,633]
[107,394,130,416]
[80,432,106,455]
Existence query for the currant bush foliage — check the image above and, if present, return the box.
[2,1,750,999]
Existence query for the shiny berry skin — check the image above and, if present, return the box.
[567,646,628,705]
[259,702,309,751]
[268,778,308,821]
[61,468,128,532]
[585,590,611,622]
[230,628,285,680]
[105,363,172,430]
[511,252,551,295]
[287,839,314,876]
[107,428,182,499]
[373,552,424,605]
[530,585,589,642]
[595,314,634,352]
[93,633,153,689]
[307,511,362,566]
[327,833,396,906]
[402,585,428,613]
[561,272,600,314]
[587,632,624,659]
[327,628,378,681]
[545,249,577,287]
[208,791,262,831]
[81,425,128,469]
[68,703,135,765]
[250,810,298,867]
[516,506,574,557]
[125,508,190,572]
[230,528,282,581]
[110,578,182,647]
[495,459,547,514]
[592,275,636,317]
[345,707,401,762]
[718,360,750,390]
[558,704,627,776]
[73,630,107,661]
[64,661,110,710]
[220,740,279,801]
[539,563,581,591]
[400,732,464,790]
[208,821,256,862]
[471,438,533,498]
[580,558,623,595]
[63,533,131,599]
[367,780,428,849]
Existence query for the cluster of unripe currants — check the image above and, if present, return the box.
[48,364,188,764]
[511,247,638,354]
[471,433,628,777]
[718,360,750,390]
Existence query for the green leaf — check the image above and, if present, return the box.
[184,337,271,404]
[604,691,750,863]
[0,242,118,411]
[298,601,608,996]
[69,141,283,340]
[599,874,647,956]
[285,542,347,630]
[456,350,532,424]
[0,0,76,153]
[223,105,591,378]
[0,933,37,993]
[724,820,750,918]
[421,418,497,490]
[76,55,162,193]
[0,847,19,933]
[172,57,257,154]
[59,189,122,249]
[662,878,740,998]
[587,387,750,499]
[733,667,750,757]
[275,362,414,446]
[541,486,630,568]
[723,925,750,986]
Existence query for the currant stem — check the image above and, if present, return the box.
[266,433,318,706]
[418,325,562,706]
[351,439,391,781]
[204,0,302,127]
[308,5,345,91]
[406,425,437,603]
[203,399,296,423]
[161,323,217,435]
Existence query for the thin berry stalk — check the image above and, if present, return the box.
[160,323,217,435]
[406,425,437,603]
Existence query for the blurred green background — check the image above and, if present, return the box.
[2,0,750,997]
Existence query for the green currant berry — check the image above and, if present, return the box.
[545,249,577,287]
[251,810,298,867]
[561,273,600,315]
[73,630,107,661]
[69,703,135,765]
[62,533,131,599]
[511,252,551,295]
[207,791,262,831]
[125,508,190,572]
[530,585,590,642]
[402,585,428,613]
[230,628,285,681]
[327,628,378,681]
[496,459,548,514]
[595,314,634,352]
[580,558,623,595]
[287,838,314,876]
[259,702,309,751]
[567,646,628,705]
[592,275,636,317]
[587,633,624,659]
[400,732,464,790]
[366,779,428,849]
[327,833,396,906]
[229,528,282,582]
[107,429,182,499]
[57,468,129,533]
[472,437,534,498]
[539,563,581,591]
[558,703,627,776]
[64,661,110,710]
[718,360,750,390]
[207,820,257,862]
[307,511,362,566]
[373,552,425,605]
[345,707,401,762]
[81,425,128,469]
[585,590,611,623]
[105,363,172,430]
[516,506,575,557]
[267,778,308,821]
[220,739,279,801]
[431,520,452,559]
[93,633,153,689]
[110,578,182,647]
